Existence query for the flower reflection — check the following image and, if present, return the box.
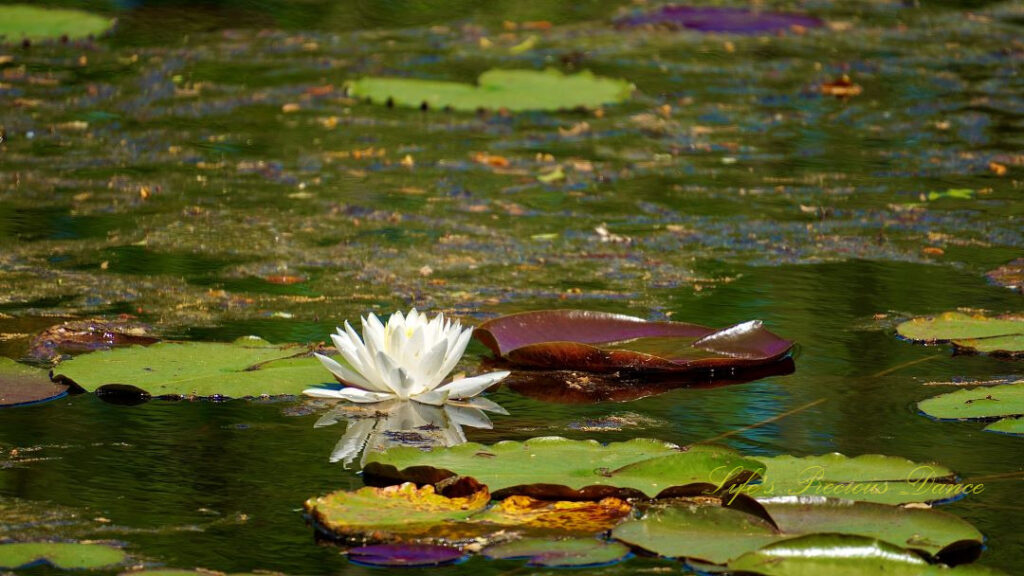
[313,397,509,468]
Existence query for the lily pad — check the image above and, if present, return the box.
[470,495,631,532]
[753,453,961,505]
[896,312,1024,356]
[27,319,158,362]
[0,358,69,408]
[348,69,633,112]
[612,501,780,564]
[729,534,1006,576]
[483,537,631,568]
[363,437,760,499]
[615,6,824,34]
[52,337,330,399]
[984,417,1024,435]
[473,310,794,374]
[304,482,490,540]
[0,542,126,570]
[0,5,115,42]
[347,544,464,567]
[919,382,1024,422]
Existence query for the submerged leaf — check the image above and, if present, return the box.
[304,482,489,540]
[0,358,68,408]
[473,310,794,374]
[52,338,330,399]
[0,542,126,570]
[483,537,631,568]
[348,69,633,112]
[347,544,464,567]
[364,437,757,499]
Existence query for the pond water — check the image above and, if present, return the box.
[1,0,1022,574]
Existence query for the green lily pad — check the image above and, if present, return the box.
[611,501,780,565]
[0,358,69,407]
[483,537,631,568]
[753,453,961,505]
[348,69,634,112]
[984,417,1024,435]
[363,438,759,499]
[0,542,126,570]
[729,534,1006,576]
[762,497,983,559]
[927,189,975,201]
[896,313,1024,355]
[0,5,115,42]
[304,482,490,540]
[52,337,330,399]
[919,382,1024,422]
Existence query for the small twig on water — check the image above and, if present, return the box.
[691,398,827,446]
[871,353,943,378]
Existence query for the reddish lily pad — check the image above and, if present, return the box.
[27,319,158,362]
[483,537,631,568]
[473,310,794,374]
[615,6,824,34]
[0,358,69,408]
[347,544,464,567]
[471,495,632,532]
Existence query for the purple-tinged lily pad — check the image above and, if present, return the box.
[473,310,794,375]
[0,358,69,408]
[347,544,464,567]
[483,537,631,568]
[615,5,824,34]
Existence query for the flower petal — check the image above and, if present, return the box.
[457,396,510,415]
[437,326,474,380]
[435,370,510,399]
[332,387,395,403]
[410,389,450,406]
[314,353,380,392]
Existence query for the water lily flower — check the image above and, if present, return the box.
[304,309,510,406]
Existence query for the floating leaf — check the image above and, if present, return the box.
[927,189,975,201]
[304,482,490,540]
[0,358,68,408]
[615,6,824,34]
[348,69,633,112]
[347,544,464,567]
[729,534,1006,576]
[896,313,1024,355]
[473,310,794,374]
[918,382,1024,422]
[0,5,115,41]
[52,337,329,399]
[0,542,126,570]
[612,500,780,564]
[364,438,758,499]
[984,417,1024,436]
[753,453,961,505]
[471,495,631,532]
[483,537,631,568]
[762,497,983,561]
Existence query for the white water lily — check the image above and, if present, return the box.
[303,309,509,406]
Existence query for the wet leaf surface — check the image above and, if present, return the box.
[349,69,633,112]
[983,417,1024,436]
[728,534,1006,576]
[304,482,489,541]
[347,544,464,567]
[363,437,757,499]
[483,537,631,568]
[470,495,631,532]
[27,319,159,362]
[52,337,330,399]
[474,310,794,373]
[0,358,68,408]
[0,542,126,570]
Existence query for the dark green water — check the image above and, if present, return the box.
[1,0,1021,574]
